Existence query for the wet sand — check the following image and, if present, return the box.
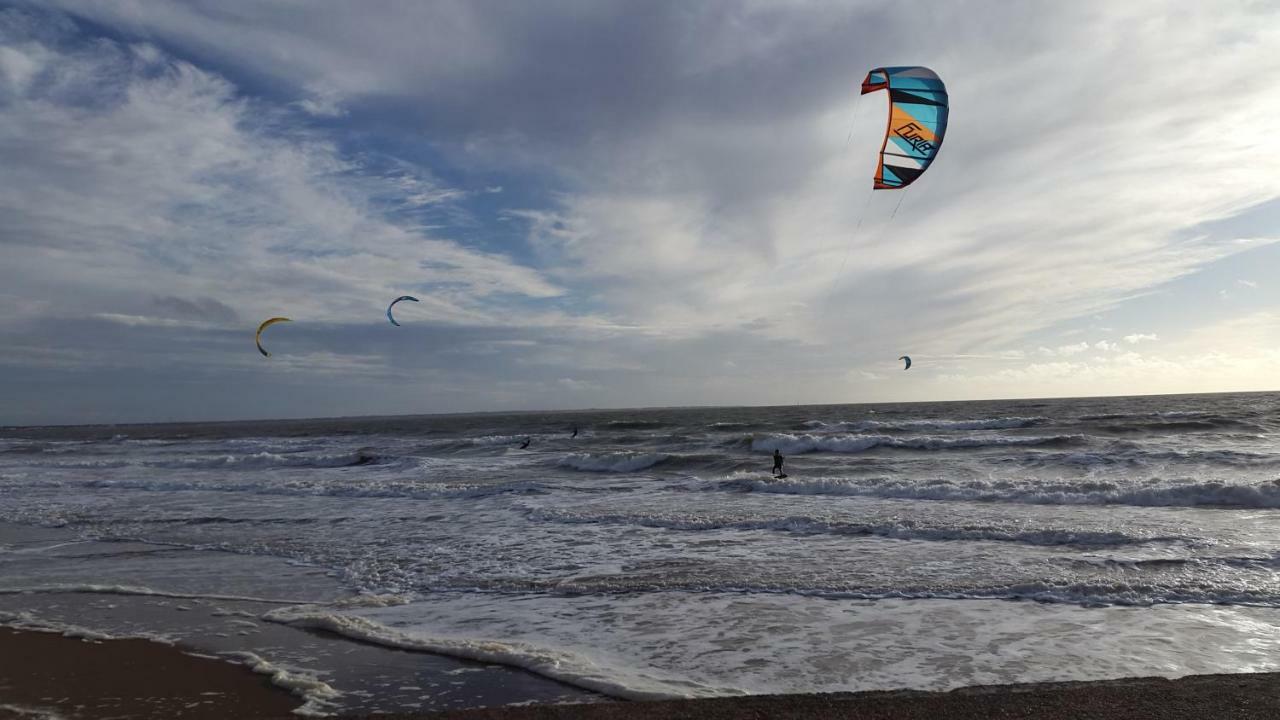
[4,627,1280,720]
[0,627,299,719]
[405,673,1280,719]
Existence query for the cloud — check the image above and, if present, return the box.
[1053,342,1091,356]
[1123,333,1158,344]
[3,3,1280,422]
[1237,279,1259,288]
[0,17,564,337]
[556,377,601,392]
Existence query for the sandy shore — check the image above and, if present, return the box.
[5,627,1280,720]
[0,627,298,719]
[403,673,1280,719]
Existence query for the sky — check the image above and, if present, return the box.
[1,1,1279,425]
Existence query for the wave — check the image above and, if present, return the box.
[724,475,1280,509]
[262,605,743,701]
[541,576,1280,609]
[708,422,755,430]
[1075,410,1265,431]
[0,443,53,455]
[1087,419,1266,434]
[1068,554,1280,571]
[1012,448,1280,469]
[147,449,388,470]
[751,433,1085,455]
[803,417,1048,432]
[527,508,1186,547]
[559,453,668,473]
[220,651,340,716]
[76,477,546,500]
[42,450,392,471]
[0,583,319,604]
[603,420,669,430]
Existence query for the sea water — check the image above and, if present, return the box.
[3,392,1280,709]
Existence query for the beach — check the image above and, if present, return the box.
[4,394,1280,715]
[4,628,1280,719]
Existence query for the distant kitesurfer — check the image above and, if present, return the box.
[571,426,579,438]
[520,437,531,449]
[772,448,785,477]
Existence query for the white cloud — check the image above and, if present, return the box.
[0,28,564,339]
[1237,279,1259,288]
[1094,340,1118,352]
[1123,333,1158,344]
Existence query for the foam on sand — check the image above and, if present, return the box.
[262,604,745,702]
[220,651,340,717]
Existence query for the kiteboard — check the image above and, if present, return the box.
[772,473,789,479]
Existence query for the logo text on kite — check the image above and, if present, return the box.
[894,122,934,154]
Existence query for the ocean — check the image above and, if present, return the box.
[3,391,1280,713]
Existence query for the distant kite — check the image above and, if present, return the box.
[255,317,291,357]
[386,295,419,327]
[899,355,912,371]
[860,66,948,190]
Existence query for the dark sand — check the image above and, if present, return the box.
[0,627,299,719]
[400,673,1280,719]
[6,627,1280,719]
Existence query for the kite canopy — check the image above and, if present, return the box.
[899,355,912,370]
[860,66,948,190]
[386,295,419,327]
[255,317,291,357]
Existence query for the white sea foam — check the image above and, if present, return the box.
[732,474,1280,509]
[220,651,341,716]
[804,417,1048,432]
[262,604,743,701]
[752,432,1082,454]
[75,477,545,500]
[527,508,1185,547]
[0,704,66,720]
[0,584,322,604]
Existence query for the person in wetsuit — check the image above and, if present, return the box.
[772,448,785,476]
[519,437,531,449]
[571,426,578,438]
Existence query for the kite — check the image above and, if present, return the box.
[899,355,912,371]
[255,317,291,357]
[386,295,419,327]
[860,66,948,189]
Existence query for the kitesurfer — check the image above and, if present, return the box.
[571,426,579,438]
[772,448,785,477]
[520,437,531,449]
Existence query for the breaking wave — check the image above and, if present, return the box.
[725,474,1280,509]
[752,433,1084,454]
[527,508,1188,547]
[802,417,1048,432]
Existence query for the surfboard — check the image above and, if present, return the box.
[773,473,788,479]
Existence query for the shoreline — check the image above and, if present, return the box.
[4,626,1280,720]
[409,673,1280,719]
[0,626,300,719]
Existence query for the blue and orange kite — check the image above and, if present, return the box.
[860,66,948,189]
